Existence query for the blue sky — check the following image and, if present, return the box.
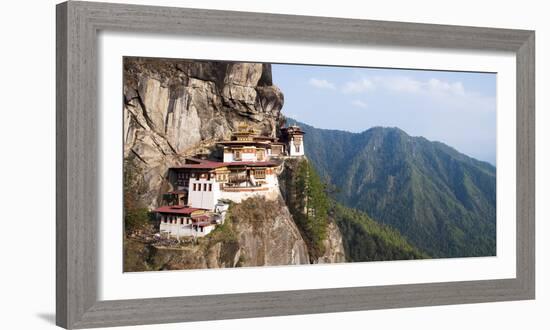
[272,64,497,165]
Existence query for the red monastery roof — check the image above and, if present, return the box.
[224,161,279,167]
[171,160,279,170]
[281,125,305,135]
[153,205,205,215]
[191,214,211,221]
[218,140,272,146]
[172,162,227,169]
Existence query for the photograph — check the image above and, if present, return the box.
[123,57,497,272]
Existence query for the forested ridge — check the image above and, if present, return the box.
[289,119,496,258]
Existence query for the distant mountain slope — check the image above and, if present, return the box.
[332,202,427,261]
[279,157,426,262]
[289,119,496,258]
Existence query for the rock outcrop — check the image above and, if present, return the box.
[124,197,309,270]
[124,57,284,208]
[228,196,309,266]
[317,222,346,264]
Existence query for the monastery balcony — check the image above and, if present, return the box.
[221,186,270,192]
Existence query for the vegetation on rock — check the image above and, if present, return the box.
[123,158,151,233]
[280,158,330,261]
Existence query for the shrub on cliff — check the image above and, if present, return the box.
[124,158,150,232]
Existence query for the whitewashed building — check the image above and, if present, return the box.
[156,123,306,238]
[281,125,305,157]
[154,206,216,238]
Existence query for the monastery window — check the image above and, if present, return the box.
[198,184,201,191]
[255,169,266,179]
[203,183,207,191]
[208,183,212,191]
[234,150,241,160]
[193,183,197,191]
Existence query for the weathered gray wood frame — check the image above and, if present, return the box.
[56,1,535,328]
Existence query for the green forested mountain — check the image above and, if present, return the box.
[279,157,426,262]
[332,202,427,261]
[289,119,496,258]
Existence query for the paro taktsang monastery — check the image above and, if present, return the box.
[154,123,305,238]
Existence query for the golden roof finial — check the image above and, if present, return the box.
[237,122,249,133]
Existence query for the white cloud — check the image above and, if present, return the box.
[341,76,467,97]
[342,78,375,94]
[427,78,465,96]
[351,100,368,108]
[308,78,336,90]
[379,76,422,93]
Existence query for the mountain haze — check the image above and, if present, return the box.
[289,119,496,258]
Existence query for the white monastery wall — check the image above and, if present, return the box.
[188,177,220,210]
[289,137,305,157]
[223,152,234,162]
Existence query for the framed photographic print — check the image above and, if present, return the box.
[56,1,535,328]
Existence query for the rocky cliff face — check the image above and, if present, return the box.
[123,57,284,207]
[123,57,344,270]
[124,197,309,271]
[223,196,309,266]
[317,222,346,263]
